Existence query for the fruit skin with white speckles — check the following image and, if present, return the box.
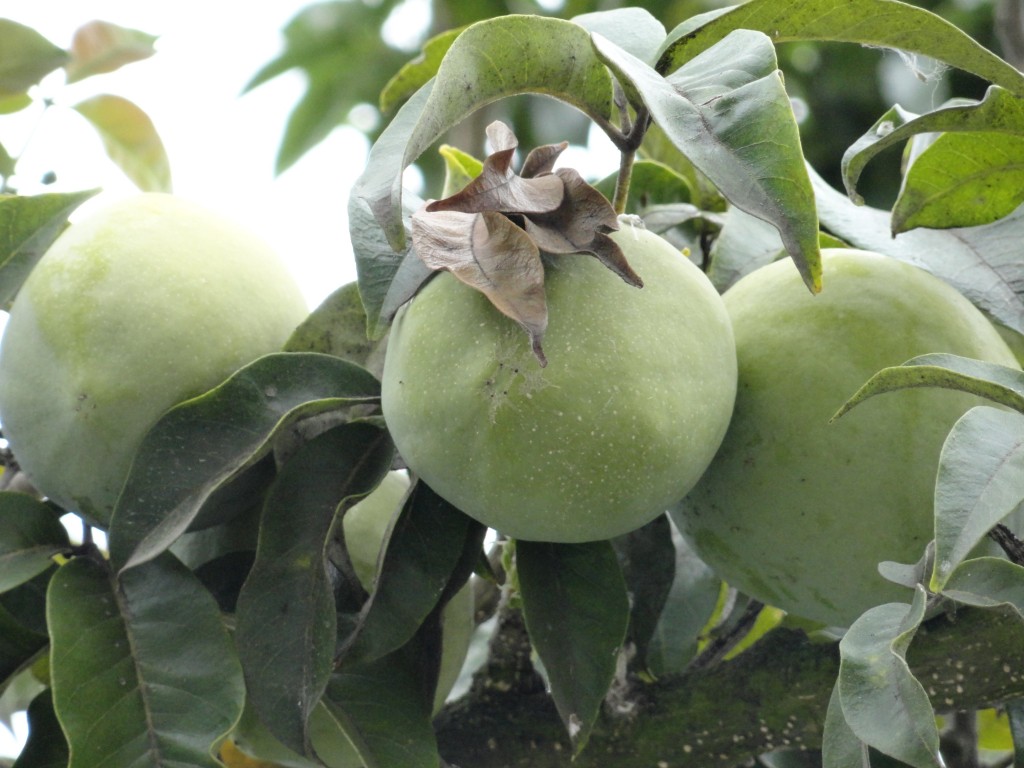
[673,249,1020,628]
[0,193,309,525]
[381,224,738,543]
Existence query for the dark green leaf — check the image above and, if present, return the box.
[0,20,68,96]
[48,554,245,768]
[353,15,613,251]
[644,522,721,677]
[931,406,1024,590]
[572,8,666,66]
[594,159,693,213]
[1007,698,1024,767]
[109,352,381,572]
[284,282,388,379]
[517,539,630,753]
[0,190,98,311]
[235,421,394,756]
[842,87,1024,206]
[811,164,1024,335]
[832,354,1024,422]
[11,690,67,768]
[64,21,158,83]
[612,515,676,671]
[379,27,462,116]
[339,481,485,668]
[0,492,68,592]
[0,601,46,687]
[705,205,787,291]
[73,94,171,192]
[657,0,1024,96]
[322,633,440,768]
[893,132,1024,233]
[837,589,939,767]
[592,29,821,293]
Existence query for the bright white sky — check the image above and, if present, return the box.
[3,0,378,311]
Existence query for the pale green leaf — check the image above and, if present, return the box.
[572,8,666,67]
[931,406,1024,590]
[592,29,821,292]
[837,589,940,767]
[73,94,171,192]
[353,15,613,251]
[0,20,68,96]
[64,21,157,83]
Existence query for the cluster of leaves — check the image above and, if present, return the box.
[0,18,170,193]
[3,2,1024,768]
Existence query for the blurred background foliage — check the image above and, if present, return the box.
[248,0,1022,207]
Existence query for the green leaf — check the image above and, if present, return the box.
[612,515,676,672]
[73,94,171,192]
[705,205,786,292]
[0,600,47,687]
[109,352,381,572]
[657,0,1024,96]
[349,182,430,339]
[0,492,68,593]
[893,132,1024,233]
[0,190,99,311]
[64,21,158,83]
[284,281,388,379]
[235,421,394,757]
[1008,698,1024,767]
[572,8,666,67]
[339,481,485,668]
[322,635,440,768]
[594,159,694,214]
[832,354,1024,422]
[517,539,630,753]
[353,15,613,251]
[836,589,940,768]
[822,681,870,768]
[941,557,1024,616]
[842,87,1024,205]
[811,164,1024,335]
[644,522,721,677]
[438,144,483,199]
[931,406,1024,590]
[0,20,68,97]
[47,554,245,768]
[379,27,462,116]
[12,690,68,768]
[591,29,821,293]
[242,1,407,174]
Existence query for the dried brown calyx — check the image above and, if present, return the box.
[410,120,642,366]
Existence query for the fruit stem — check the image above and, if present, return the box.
[612,148,635,215]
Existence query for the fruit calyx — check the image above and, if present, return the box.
[410,120,642,365]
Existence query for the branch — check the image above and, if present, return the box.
[436,606,1024,767]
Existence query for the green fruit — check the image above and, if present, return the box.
[343,470,474,713]
[673,249,1020,627]
[381,224,738,543]
[0,193,309,525]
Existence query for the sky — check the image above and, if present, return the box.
[3,0,378,312]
